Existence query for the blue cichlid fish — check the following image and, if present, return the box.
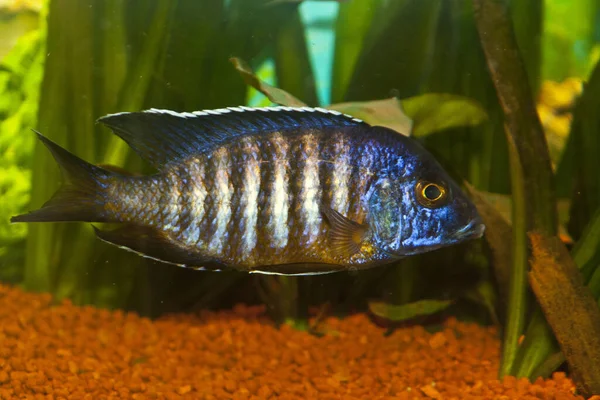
[12,106,484,275]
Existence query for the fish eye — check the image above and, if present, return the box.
[415,181,448,208]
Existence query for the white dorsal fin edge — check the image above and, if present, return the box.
[134,105,364,123]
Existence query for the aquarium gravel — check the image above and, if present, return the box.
[0,284,586,400]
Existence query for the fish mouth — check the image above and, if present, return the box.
[380,218,486,258]
[452,218,485,240]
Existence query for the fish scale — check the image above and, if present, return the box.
[116,130,375,266]
[12,106,484,275]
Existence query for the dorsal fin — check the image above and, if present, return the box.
[97,106,367,169]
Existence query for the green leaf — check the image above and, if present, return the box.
[499,133,529,378]
[400,93,488,138]
[562,59,600,239]
[202,0,303,108]
[508,0,542,94]
[571,208,600,288]
[327,98,412,135]
[345,0,443,101]
[541,0,599,81]
[230,57,307,107]
[368,299,453,322]
[103,0,177,166]
[331,0,379,102]
[274,9,318,106]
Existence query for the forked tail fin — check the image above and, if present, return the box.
[11,131,111,223]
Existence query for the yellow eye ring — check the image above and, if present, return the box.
[415,181,448,208]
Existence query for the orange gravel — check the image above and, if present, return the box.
[0,284,586,399]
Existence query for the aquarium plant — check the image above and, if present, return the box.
[1,0,600,396]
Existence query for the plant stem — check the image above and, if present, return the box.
[472,0,556,234]
[472,0,557,378]
[500,135,528,377]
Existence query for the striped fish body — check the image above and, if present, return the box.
[12,106,484,275]
[106,127,390,273]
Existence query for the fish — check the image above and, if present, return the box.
[11,106,484,275]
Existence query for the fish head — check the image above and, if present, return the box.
[366,143,484,257]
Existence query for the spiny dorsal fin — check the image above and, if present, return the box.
[97,106,367,169]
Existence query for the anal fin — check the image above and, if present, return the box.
[249,263,343,276]
[94,224,222,270]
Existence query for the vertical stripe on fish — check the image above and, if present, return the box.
[208,147,232,255]
[178,160,207,248]
[238,138,261,262]
[299,133,321,247]
[267,133,290,251]
[331,133,351,216]
[163,170,181,235]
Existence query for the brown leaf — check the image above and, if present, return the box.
[464,183,511,302]
[476,191,573,244]
[528,232,600,396]
[327,98,412,135]
[229,57,307,107]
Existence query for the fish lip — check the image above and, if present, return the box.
[452,218,485,240]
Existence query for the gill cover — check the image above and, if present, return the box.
[367,177,403,254]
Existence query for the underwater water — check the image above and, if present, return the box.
[1,0,600,398]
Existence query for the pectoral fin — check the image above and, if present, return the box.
[321,205,367,257]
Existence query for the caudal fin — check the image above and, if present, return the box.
[11,131,111,223]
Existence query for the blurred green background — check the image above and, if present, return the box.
[1,0,600,381]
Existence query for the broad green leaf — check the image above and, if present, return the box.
[230,57,307,107]
[573,208,600,282]
[274,9,318,106]
[146,0,224,112]
[422,0,508,193]
[368,299,453,322]
[97,0,127,119]
[345,0,442,101]
[509,0,542,94]
[542,0,598,81]
[203,0,303,108]
[400,93,488,138]
[103,0,176,166]
[328,98,412,135]
[331,0,379,102]
[560,59,600,239]
[589,267,600,306]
